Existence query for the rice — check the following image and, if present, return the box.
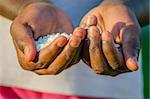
[35,32,72,51]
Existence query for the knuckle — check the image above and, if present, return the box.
[64,53,71,61]
[93,69,105,74]
[88,26,100,38]
[91,63,105,74]
[102,40,112,49]
[89,45,99,53]
[89,26,98,32]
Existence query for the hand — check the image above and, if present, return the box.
[80,4,141,76]
[10,2,86,75]
[34,27,86,75]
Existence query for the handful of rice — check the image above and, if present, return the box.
[35,33,72,51]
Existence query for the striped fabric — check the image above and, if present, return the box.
[0,86,111,99]
[0,0,144,99]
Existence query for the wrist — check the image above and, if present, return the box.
[0,0,52,20]
[99,0,149,27]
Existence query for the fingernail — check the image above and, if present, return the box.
[57,37,68,47]
[126,57,138,71]
[87,15,97,26]
[74,28,86,40]
[70,37,81,47]
[88,26,100,38]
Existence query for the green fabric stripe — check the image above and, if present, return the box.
[142,25,150,99]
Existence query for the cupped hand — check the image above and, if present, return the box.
[10,2,86,74]
[34,27,86,75]
[80,4,141,76]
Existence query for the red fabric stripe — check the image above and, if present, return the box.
[0,86,111,99]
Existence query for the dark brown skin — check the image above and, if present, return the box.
[34,28,86,75]
[1,0,146,76]
[10,2,86,75]
[80,3,141,76]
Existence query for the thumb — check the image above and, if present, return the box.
[11,23,36,61]
[122,26,141,71]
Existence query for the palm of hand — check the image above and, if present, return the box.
[11,2,81,74]
[80,5,141,76]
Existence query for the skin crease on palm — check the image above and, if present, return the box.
[10,1,141,76]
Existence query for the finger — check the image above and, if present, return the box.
[87,27,118,76]
[68,28,86,66]
[111,22,126,44]
[96,15,105,34]
[36,36,68,69]
[80,15,97,66]
[13,40,38,70]
[72,27,86,40]
[88,26,106,73]
[34,28,86,75]
[102,31,124,70]
[87,28,130,76]
[80,15,97,28]
[10,22,36,61]
[34,36,81,75]
[65,39,84,68]
[122,27,141,71]
[69,46,81,66]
